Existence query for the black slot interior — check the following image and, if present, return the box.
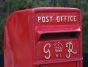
[39,32,79,41]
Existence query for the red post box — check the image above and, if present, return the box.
[4,7,83,67]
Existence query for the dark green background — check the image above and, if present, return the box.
[0,0,88,54]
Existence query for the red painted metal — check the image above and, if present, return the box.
[4,7,83,67]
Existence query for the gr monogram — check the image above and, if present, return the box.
[43,41,77,59]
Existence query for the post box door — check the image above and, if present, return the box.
[34,8,82,67]
[36,39,79,60]
[35,32,81,67]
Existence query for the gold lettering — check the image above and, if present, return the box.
[65,41,77,58]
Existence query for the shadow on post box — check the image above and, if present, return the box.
[4,7,83,67]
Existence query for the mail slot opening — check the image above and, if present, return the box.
[39,32,79,41]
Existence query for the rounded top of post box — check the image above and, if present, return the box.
[32,7,80,12]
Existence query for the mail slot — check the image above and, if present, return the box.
[4,7,83,67]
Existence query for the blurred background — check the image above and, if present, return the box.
[0,0,88,67]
